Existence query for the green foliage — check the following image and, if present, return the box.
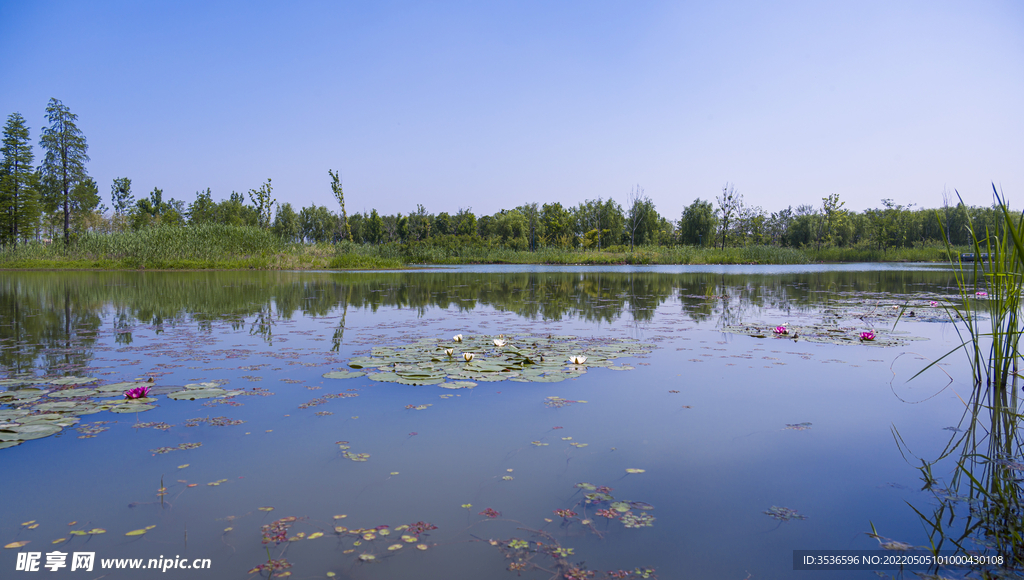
[110,177,133,216]
[1,113,40,247]
[39,98,90,245]
[366,209,384,244]
[816,193,846,249]
[715,183,742,249]
[433,212,452,236]
[541,202,571,246]
[272,202,300,242]
[679,198,716,247]
[299,204,335,243]
[131,187,184,229]
[187,188,216,225]
[454,207,477,237]
[328,169,350,241]
[575,197,624,249]
[248,178,275,229]
[626,185,658,251]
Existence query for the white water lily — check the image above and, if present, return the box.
[453,334,463,342]
[463,352,474,362]
[444,348,454,357]
[493,339,506,347]
[569,355,587,365]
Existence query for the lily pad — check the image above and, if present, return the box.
[47,377,98,386]
[108,403,157,413]
[322,371,366,380]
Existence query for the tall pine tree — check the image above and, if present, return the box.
[40,98,89,245]
[1,113,40,247]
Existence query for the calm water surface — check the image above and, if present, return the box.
[0,265,983,578]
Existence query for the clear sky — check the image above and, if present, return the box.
[2,0,1021,220]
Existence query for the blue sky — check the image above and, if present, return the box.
[1,0,1021,219]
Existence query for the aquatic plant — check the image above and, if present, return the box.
[859,331,875,341]
[890,186,1024,574]
[772,325,788,335]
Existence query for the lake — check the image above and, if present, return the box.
[0,265,1009,578]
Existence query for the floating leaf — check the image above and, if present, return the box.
[416,544,428,551]
[763,506,807,521]
[307,532,323,540]
[322,371,366,380]
[388,543,403,551]
[258,507,274,512]
[125,529,147,536]
[5,541,30,548]
[625,468,645,474]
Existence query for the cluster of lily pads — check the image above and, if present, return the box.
[323,334,652,387]
[490,483,660,580]
[0,376,244,450]
[573,482,656,530]
[250,516,439,577]
[725,323,923,347]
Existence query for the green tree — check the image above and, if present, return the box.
[248,178,275,229]
[366,209,384,244]
[541,202,572,247]
[109,177,133,231]
[348,211,366,242]
[715,183,742,249]
[272,202,300,242]
[679,198,716,246]
[328,169,350,241]
[494,209,528,243]
[40,98,90,245]
[407,204,430,241]
[766,206,793,246]
[1,113,40,247]
[299,204,334,243]
[626,185,658,250]
[214,191,259,227]
[110,177,133,216]
[71,177,101,232]
[454,207,477,237]
[815,193,846,249]
[434,212,452,236]
[187,188,216,225]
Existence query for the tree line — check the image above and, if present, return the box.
[1,100,1001,253]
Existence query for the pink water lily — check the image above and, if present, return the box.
[124,385,151,399]
[929,301,938,307]
[860,331,875,341]
[772,326,788,335]
[976,291,988,297]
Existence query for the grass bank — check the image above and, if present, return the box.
[0,226,961,270]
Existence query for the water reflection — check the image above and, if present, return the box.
[902,372,1023,575]
[0,268,962,378]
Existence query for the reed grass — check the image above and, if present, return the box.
[891,185,1024,574]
